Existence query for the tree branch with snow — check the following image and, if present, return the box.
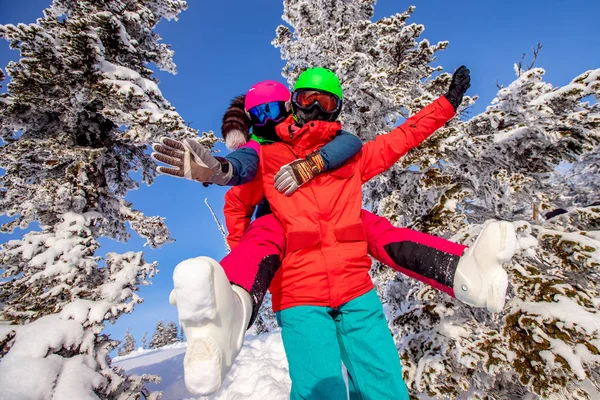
[0,1,207,398]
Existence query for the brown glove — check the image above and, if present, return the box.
[274,151,325,196]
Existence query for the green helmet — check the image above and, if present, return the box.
[294,67,343,100]
[292,68,343,126]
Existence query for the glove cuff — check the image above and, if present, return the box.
[443,92,461,112]
[306,151,325,175]
[289,152,326,187]
[210,157,234,185]
[215,157,230,174]
[293,160,316,185]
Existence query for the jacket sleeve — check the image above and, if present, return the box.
[359,96,455,183]
[224,141,260,186]
[223,173,265,249]
[318,130,363,170]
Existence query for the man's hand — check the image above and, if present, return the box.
[444,65,471,111]
[151,137,233,185]
[274,152,325,196]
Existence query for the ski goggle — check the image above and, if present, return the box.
[292,89,341,113]
[247,101,288,127]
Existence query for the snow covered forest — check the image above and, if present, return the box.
[1,0,599,399]
[117,320,182,357]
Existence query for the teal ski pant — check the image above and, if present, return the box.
[276,289,410,400]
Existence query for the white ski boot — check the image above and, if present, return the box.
[454,220,518,313]
[170,256,252,395]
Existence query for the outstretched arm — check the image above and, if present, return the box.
[359,65,470,182]
[359,96,455,182]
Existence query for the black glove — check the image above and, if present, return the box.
[444,65,471,111]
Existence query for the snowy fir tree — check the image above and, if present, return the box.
[0,0,214,398]
[275,1,600,398]
[141,331,148,350]
[378,64,600,399]
[0,215,161,398]
[149,320,168,349]
[121,328,137,356]
[166,320,179,344]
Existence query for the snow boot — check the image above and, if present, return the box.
[171,256,253,395]
[453,220,518,313]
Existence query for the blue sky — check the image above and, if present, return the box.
[1,0,599,347]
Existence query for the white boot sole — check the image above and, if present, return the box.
[497,221,519,262]
[183,335,223,395]
[487,221,514,312]
[487,268,509,313]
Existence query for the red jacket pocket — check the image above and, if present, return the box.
[334,223,367,242]
[286,231,321,253]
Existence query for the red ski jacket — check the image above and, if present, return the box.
[224,96,455,311]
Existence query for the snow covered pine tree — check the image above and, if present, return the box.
[166,320,179,344]
[275,1,600,398]
[121,329,138,356]
[149,321,168,349]
[141,332,149,350]
[0,1,215,398]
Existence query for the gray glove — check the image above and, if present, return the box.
[151,137,233,185]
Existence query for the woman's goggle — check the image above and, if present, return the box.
[247,101,288,126]
[292,90,341,113]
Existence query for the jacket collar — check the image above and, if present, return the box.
[275,115,341,147]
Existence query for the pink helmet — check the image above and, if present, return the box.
[244,80,291,111]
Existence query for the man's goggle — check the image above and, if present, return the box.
[292,90,341,113]
[247,101,288,127]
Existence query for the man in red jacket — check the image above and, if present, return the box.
[225,67,464,399]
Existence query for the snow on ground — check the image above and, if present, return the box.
[114,331,291,400]
[114,329,600,400]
